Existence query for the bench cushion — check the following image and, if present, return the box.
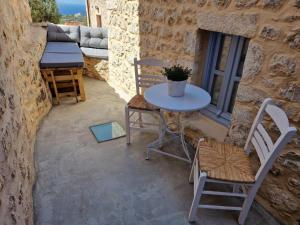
[47,23,80,43]
[40,52,84,68]
[45,42,82,54]
[81,47,108,60]
[80,26,108,49]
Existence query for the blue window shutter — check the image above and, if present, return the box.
[201,32,249,125]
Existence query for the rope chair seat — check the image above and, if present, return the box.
[198,139,256,184]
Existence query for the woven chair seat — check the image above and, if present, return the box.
[198,139,256,183]
[127,94,159,111]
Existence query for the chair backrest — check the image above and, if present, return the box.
[134,58,167,95]
[244,98,297,182]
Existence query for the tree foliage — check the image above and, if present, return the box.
[29,0,61,23]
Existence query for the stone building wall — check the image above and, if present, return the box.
[138,1,300,225]
[87,0,109,27]
[0,0,52,224]
[99,0,300,224]
[106,0,140,100]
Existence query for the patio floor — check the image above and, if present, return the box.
[34,77,280,225]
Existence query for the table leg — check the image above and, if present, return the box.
[146,111,192,163]
[146,111,166,160]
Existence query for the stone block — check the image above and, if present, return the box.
[236,85,267,103]
[242,42,264,79]
[106,0,118,10]
[235,0,258,7]
[140,21,152,34]
[151,8,165,22]
[197,12,258,38]
[279,152,300,172]
[194,0,207,6]
[284,103,300,122]
[232,107,254,125]
[226,123,249,146]
[294,0,300,8]
[260,25,281,40]
[288,177,300,197]
[84,56,109,81]
[281,15,300,23]
[279,82,300,102]
[286,31,300,50]
[266,184,299,213]
[159,27,173,39]
[269,54,296,76]
[261,0,286,8]
[0,87,6,119]
[212,0,231,7]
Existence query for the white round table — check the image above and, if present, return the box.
[144,83,211,112]
[144,83,211,163]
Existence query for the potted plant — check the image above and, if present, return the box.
[162,65,192,97]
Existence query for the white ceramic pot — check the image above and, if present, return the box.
[168,79,187,97]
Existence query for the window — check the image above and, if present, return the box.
[201,32,249,126]
[96,15,102,27]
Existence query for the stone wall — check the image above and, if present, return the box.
[87,0,109,27]
[0,0,51,224]
[84,56,109,81]
[106,0,140,100]
[138,1,300,224]
[95,0,300,224]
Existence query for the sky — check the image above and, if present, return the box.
[56,0,86,5]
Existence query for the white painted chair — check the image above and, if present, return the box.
[125,58,166,144]
[188,98,297,225]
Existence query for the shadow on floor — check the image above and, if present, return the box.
[34,77,280,225]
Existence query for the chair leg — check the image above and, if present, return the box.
[188,172,207,222]
[238,185,259,225]
[189,138,203,183]
[138,112,143,128]
[125,105,130,145]
[189,157,196,184]
[181,127,191,163]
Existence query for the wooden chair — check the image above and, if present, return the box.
[125,58,166,144]
[188,98,297,225]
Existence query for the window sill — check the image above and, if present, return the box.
[200,108,231,128]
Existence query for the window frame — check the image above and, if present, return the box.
[201,32,247,126]
[96,14,102,27]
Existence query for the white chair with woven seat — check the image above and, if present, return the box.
[125,58,166,144]
[188,98,297,225]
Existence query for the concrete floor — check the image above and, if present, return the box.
[34,77,280,225]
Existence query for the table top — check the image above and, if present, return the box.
[144,83,211,112]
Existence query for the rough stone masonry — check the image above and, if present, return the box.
[0,0,51,224]
[102,0,300,224]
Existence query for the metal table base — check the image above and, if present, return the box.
[146,112,192,163]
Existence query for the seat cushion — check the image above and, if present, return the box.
[80,26,108,49]
[127,95,159,111]
[47,23,80,43]
[45,42,82,54]
[198,139,256,183]
[81,47,108,60]
[40,52,84,68]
